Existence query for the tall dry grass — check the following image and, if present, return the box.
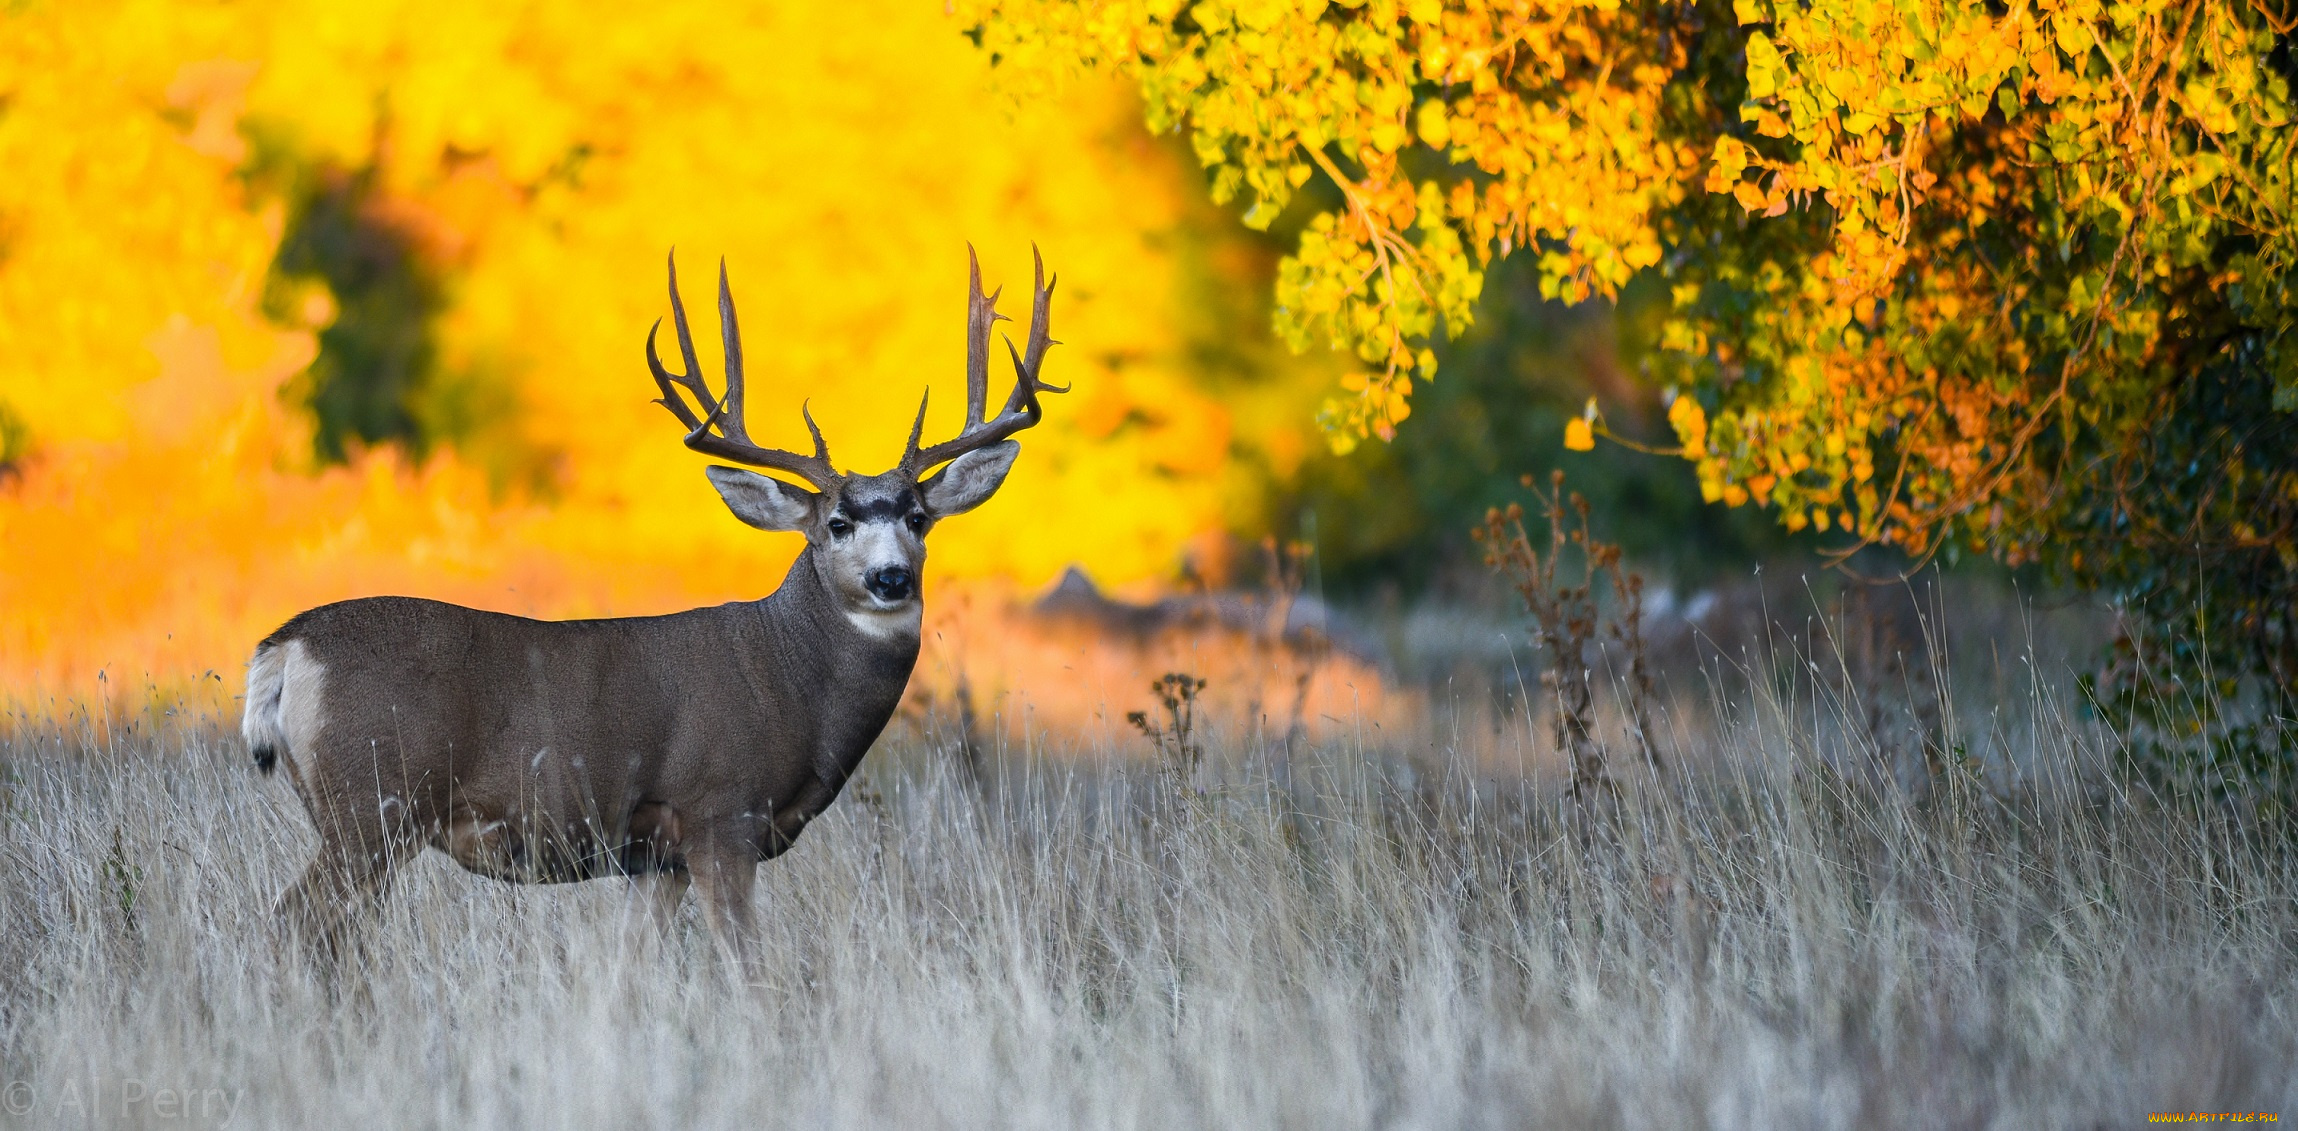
[0,637,2291,1129]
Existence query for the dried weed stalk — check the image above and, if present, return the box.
[1475,470,1663,814]
[1128,672,1210,782]
[1256,536,1325,754]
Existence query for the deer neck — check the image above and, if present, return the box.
[759,544,922,668]
[746,545,919,775]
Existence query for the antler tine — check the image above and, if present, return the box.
[645,322,701,431]
[906,248,1066,476]
[899,390,931,468]
[964,244,1008,433]
[646,250,839,490]
[715,259,751,446]
[646,252,717,432]
[986,246,1069,420]
[1020,244,1059,387]
[801,401,832,465]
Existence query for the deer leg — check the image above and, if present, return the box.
[276,836,402,972]
[630,869,691,935]
[686,842,759,976]
[278,782,417,971]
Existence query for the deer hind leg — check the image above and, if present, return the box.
[685,840,759,977]
[277,790,416,971]
[276,838,403,972]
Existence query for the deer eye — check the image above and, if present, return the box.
[826,517,853,539]
[905,513,927,535]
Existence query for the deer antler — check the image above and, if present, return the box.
[901,244,1067,477]
[646,251,838,490]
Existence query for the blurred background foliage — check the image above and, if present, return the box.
[5,0,2285,801]
[0,0,1347,698]
[0,0,1803,711]
[970,0,2298,792]
[1275,254,1800,599]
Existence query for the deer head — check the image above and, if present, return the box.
[645,248,1065,638]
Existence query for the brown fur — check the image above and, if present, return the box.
[248,534,921,963]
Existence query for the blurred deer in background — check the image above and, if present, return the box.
[241,247,1066,967]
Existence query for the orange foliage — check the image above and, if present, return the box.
[1685,0,2295,560]
[0,0,1342,707]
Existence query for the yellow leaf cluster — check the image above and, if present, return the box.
[963,0,1698,448]
[0,0,1338,699]
[1678,0,2296,559]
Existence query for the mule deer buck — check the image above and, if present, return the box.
[241,247,1065,965]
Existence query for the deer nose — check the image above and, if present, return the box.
[864,565,913,602]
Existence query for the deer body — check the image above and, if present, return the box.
[247,555,911,880]
[243,249,1064,962]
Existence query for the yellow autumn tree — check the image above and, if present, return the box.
[974,0,2298,778]
[0,0,1340,701]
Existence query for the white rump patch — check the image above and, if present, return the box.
[277,641,329,766]
[244,638,328,775]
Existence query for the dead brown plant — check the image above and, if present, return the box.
[1475,470,1664,817]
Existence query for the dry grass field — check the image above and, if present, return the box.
[0,637,2292,1129]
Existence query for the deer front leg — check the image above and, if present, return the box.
[685,837,759,975]
[629,869,691,935]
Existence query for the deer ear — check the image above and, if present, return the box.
[919,441,1020,517]
[706,466,817,531]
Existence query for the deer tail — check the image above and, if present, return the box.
[241,640,291,774]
